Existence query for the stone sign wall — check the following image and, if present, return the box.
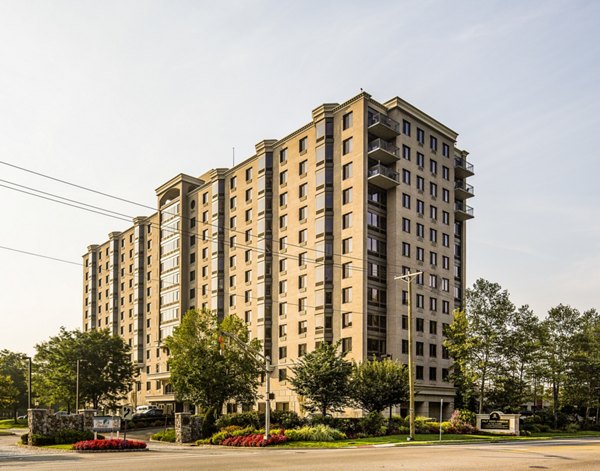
[476,411,520,435]
[175,412,202,443]
[28,409,97,445]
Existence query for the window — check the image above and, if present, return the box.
[402,315,408,330]
[244,270,252,283]
[402,193,411,209]
[299,136,308,153]
[402,242,410,257]
[280,192,288,207]
[298,229,307,243]
[416,199,425,215]
[245,188,252,202]
[245,229,252,243]
[342,238,352,254]
[298,252,307,266]
[430,205,438,220]
[429,295,437,311]
[298,206,307,221]
[416,318,424,332]
[342,162,353,180]
[229,275,236,287]
[230,176,237,189]
[279,303,287,316]
[402,217,411,233]
[280,148,288,164]
[245,249,251,262]
[342,312,352,327]
[442,300,450,315]
[416,152,424,168]
[245,208,252,222]
[416,176,424,192]
[416,365,424,380]
[442,188,450,203]
[429,367,437,381]
[442,143,449,157]
[299,183,308,198]
[402,169,411,185]
[442,211,450,225]
[416,223,424,238]
[430,228,438,243]
[299,159,307,175]
[279,214,288,228]
[430,320,438,334]
[298,297,306,312]
[279,324,287,337]
[442,233,450,247]
[416,341,424,356]
[202,192,209,204]
[342,187,352,204]
[342,262,352,279]
[342,111,353,130]
[342,137,353,155]
[280,170,288,185]
[279,236,287,250]
[429,274,438,289]
[341,337,352,353]
[245,167,252,181]
[430,182,438,198]
[279,280,287,294]
[342,287,352,303]
[402,119,411,136]
[442,256,450,270]
[430,159,438,175]
[416,128,425,144]
[298,343,307,356]
[298,320,307,334]
[416,294,424,309]
[442,346,450,359]
[442,166,449,180]
[279,346,287,359]
[279,258,287,272]
[342,212,352,229]
[298,274,307,289]
[430,135,438,152]
[442,368,449,381]
[230,216,237,228]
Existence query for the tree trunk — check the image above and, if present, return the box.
[553,379,559,429]
[479,362,487,414]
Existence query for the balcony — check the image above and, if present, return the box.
[455,180,475,199]
[454,157,474,178]
[367,111,400,139]
[455,201,474,221]
[368,164,399,190]
[368,138,400,165]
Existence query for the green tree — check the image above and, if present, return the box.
[540,304,582,428]
[34,328,136,411]
[349,357,409,414]
[0,375,19,411]
[290,341,352,416]
[444,309,478,411]
[465,279,515,413]
[164,309,263,419]
[0,350,28,420]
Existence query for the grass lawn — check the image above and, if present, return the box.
[43,444,74,450]
[275,431,600,449]
[0,419,27,429]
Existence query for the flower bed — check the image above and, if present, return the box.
[73,439,147,451]
[221,432,287,447]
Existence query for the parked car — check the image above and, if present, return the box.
[135,405,158,413]
[17,415,27,420]
[54,411,69,416]
[132,408,164,419]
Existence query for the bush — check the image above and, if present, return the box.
[53,429,96,445]
[285,425,346,442]
[215,412,260,430]
[565,423,580,433]
[358,412,386,437]
[270,410,305,429]
[73,439,147,450]
[449,410,478,434]
[151,429,176,442]
[221,431,287,447]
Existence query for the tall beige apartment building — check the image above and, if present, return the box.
[82,91,474,419]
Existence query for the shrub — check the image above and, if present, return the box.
[358,412,386,436]
[30,434,56,446]
[449,410,478,434]
[151,429,176,442]
[53,429,96,445]
[565,423,580,433]
[270,410,305,429]
[221,431,287,447]
[285,425,346,442]
[215,412,260,430]
[73,439,147,451]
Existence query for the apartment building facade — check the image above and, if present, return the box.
[82,91,474,419]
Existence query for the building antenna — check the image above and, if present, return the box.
[232,147,235,167]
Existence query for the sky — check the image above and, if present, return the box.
[0,0,599,355]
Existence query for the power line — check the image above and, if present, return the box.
[0,245,82,266]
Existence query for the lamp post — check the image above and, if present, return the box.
[76,359,80,412]
[26,356,32,410]
[219,330,272,440]
[395,271,422,441]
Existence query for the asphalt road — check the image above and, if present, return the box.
[1,434,599,470]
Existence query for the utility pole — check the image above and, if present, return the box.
[395,271,422,441]
[219,330,272,440]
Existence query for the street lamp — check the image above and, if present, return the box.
[395,271,422,441]
[26,356,32,410]
[76,359,81,412]
[219,330,273,440]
